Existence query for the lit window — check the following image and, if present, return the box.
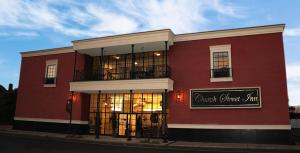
[44,60,58,85]
[210,45,232,82]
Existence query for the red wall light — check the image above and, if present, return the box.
[68,92,78,102]
[176,90,184,103]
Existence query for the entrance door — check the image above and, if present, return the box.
[118,114,136,136]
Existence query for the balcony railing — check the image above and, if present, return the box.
[73,65,171,81]
[211,68,232,78]
[44,77,56,84]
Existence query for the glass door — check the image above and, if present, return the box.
[118,114,136,136]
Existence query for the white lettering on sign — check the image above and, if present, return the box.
[191,88,261,108]
[220,93,241,103]
[245,92,258,102]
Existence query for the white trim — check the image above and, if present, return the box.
[14,117,88,124]
[44,59,58,87]
[189,87,262,109]
[167,124,291,130]
[46,59,58,65]
[209,44,232,82]
[21,47,74,58]
[174,24,285,42]
[43,84,56,87]
[73,29,174,51]
[210,77,233,82]
[70,78,174,93]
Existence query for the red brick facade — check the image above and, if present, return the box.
[169,32,289,125]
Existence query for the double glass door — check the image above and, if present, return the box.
[118,114,136,136]
[89,113,136,137]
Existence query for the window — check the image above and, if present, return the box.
[210,45,232,82]
[90,51,167,81]
[44,60,58,86]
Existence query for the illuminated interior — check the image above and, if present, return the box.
[89,93,163,137]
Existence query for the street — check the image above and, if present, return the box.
[0,133,296,153]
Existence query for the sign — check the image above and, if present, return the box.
[190,88,261,108]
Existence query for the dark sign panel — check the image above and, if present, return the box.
[190,88,261,108]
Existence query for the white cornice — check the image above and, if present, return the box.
[174,24,285,42]
[73,29,174,50]
[21,46,74,58]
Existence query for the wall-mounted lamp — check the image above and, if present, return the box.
[176,90,184,103]
[69,92,77,103]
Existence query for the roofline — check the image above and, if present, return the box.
[72,29,174,43]
[174,24,285,42]
[176,24,285,36]
[21,46,74,58]
[20,24,285,57]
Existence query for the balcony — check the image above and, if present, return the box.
[211,68,232,78]
[70,35,174,92]
[74,65,170,81]
[44,77,56,84]
[210,68,233,82]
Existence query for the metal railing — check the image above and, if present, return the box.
[73,65,170,81]
[44,77,56,84]
[211,68,232,78]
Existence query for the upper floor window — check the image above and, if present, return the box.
[79,51,168,81]
[44,60,58,86]
[209,44,232,82]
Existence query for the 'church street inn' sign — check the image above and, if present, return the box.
[190,87,261,108]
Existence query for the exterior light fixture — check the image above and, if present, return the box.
[134,62,138,65]
[176,90,184,103]
[155,53,161,56]
[69,92,77,103]
[115,56,120,60]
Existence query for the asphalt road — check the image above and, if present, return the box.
[0,133,296,153]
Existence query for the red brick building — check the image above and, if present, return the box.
[14,24,290,144]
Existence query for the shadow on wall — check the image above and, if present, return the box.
[0,84,17,125]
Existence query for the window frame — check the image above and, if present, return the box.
[44,59,58,87]
[209,44,233,82]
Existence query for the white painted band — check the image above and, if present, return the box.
[70,78,174,93]
[168,124,291,130]
[14,117,88,124]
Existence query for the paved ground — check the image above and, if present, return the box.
[1,125,300,153]
[0,133,290,153]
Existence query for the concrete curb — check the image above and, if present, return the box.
[1,129,300,152]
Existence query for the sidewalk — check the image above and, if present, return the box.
[1,125,300,152]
